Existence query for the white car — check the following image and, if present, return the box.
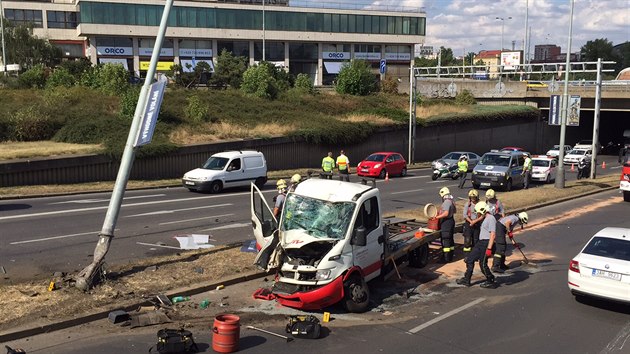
[563,149,592,165]
[545,145,572,159]
[574,139,601,153]
[568,227,630,303]
[530,156,557,183]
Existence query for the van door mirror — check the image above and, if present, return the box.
[351,226,367,246]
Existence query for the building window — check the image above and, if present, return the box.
[217,41,249,58]
[4,9,43,28]
[47,11,79,29]
[254,41,284,61]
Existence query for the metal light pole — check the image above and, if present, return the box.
[496,16,512,51]
[0,0,7,75]
[523,0,529,62]
[590,58,602,179]
[555,0,575,189]
[262,0,266,61]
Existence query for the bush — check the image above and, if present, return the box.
[80,63,129,96]
[184,94,208,123]
[380,76,399,94]
[211,49,248,89]
[119,86,141,119]
[294,73,315,94]
[241,63,279,99]
[60,58,93,80]
[455,89,476,105]
[335,60,377,96]
[18,65,47,89]
[46,67,76,89]
[8,105,57,141]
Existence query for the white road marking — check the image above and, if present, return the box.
[0,196,235,221]
[50,194,166,204]
[408,297,486,334]
[201,223,250,231]
[136,242,181,250]
[159,214,234,226]
[10,229,118,245]
[600,320,630,354]
[125,203,231,217]
[391,189,424,195]
[400,175,430,180]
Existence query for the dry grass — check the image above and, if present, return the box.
[0,141,104,160]
[169,122,297,145]
[340,113,397,126]
[415,105,471,120]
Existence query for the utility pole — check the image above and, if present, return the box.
[0,0,7,75]
[74,0,175,291]
[262,0,266,62]
[590,58,602,179]
[523,0,529,62]
[554,0,575,189]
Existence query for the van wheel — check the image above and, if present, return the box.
[624,191,630,202]
[210,181,223,194]
[505,179,512,191]
[409,244,429,268]
[254,177,266,189]
[343,275,370,313]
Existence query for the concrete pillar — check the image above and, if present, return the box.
[132,37,139,77]
[316,42,323,86]
[173,38,180,65]
[249,41,255,66]
[284,42,289,71]
[89,37,97,66]
[212,39,218,65]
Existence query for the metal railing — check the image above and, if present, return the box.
[412,61,617,78]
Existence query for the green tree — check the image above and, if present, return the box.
[335,60,377,96]
[169,61,211,88]
[294,73,315,94]
[211,49,248,88]
[80,63,130,96]
[59,58,93,81]
[241,62,279,99]
[2,19,61,70]
[18,64,47,88]
[580,38,617,62]
[46,67,76,89]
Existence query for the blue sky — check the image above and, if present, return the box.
[292,0,630,57]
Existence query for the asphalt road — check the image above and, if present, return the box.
[0,155,622,282]
[3,189,629,353]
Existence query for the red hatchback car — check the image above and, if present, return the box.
[357,152,407,179]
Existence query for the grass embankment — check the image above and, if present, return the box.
[0,173,620,332]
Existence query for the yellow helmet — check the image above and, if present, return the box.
[439,187,450,197]
[518,212,529,224]
[474,201,489,214]
[485,189,495,199]
[276,179,287,190]
[291,174,302,183]
[468,189,479,198]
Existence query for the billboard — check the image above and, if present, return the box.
[500,51,521,70]
[567,95,581,126]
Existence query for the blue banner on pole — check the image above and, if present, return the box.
[379,59,387,74]
[134,80,167,147]
[548,95,561,126]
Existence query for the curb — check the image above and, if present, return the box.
[0,182,619,342]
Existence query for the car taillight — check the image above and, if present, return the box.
[569,260,580,273]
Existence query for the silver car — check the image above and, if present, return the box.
[431,151,480,172]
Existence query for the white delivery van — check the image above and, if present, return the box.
[182,150,267,193]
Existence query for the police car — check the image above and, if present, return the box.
[530,155,557,183]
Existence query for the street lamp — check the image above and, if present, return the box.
[495,16,512,51]
[262,0,265,61]
[1,0,7,75]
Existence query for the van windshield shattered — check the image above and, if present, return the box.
[281,194,355,239]
[479,154,511,167]
[202,157,228,170]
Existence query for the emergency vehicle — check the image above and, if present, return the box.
[621,160,630,202]
[530,155,557,183]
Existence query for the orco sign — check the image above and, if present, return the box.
[96,46,132,56]
[323,52,349,60]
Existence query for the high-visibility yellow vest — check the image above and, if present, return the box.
[336,155,349,170]
[322,156,335,172]
[457,160,468,173]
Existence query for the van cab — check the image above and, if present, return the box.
[472,151,526,191]
[182,150,267,193]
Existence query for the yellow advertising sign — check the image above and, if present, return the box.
[140,61,174,71]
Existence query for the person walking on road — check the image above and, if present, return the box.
[336,150,350,182]
[273,179,287,219]
[321,152,335,179]
[493,212,529,272]
[522,153,533,189]
[457,155,469,189]
[435,187,456,263]
[456,201,498,288]
[462,189,483,256]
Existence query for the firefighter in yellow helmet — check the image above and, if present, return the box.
[435,187,456,263]
[456,201,498,288]
[273,179,287,219]
[493,212,529,273]
[289,174,302,192]
[462,189,483,255]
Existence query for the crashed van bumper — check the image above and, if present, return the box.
[274,276,344,310]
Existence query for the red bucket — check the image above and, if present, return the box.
[427,217,439,230]
[212,314,240,353]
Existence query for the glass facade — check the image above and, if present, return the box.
[47,11,79,29]
[79,2,425,36]
[254,42,285,61]
[217,41,249,58]
[4,9,43,28]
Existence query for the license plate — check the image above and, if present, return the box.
[361,169,369,172]
[592,269,622,281]
[481,182,491,186]
[185,181,195,186]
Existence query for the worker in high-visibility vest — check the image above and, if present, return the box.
[336,150,350,182]
[457,155,469,189]
[321,152,335,179]
[522,153,533,189]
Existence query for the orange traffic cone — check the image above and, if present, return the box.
[571,164,575,172]
[602,161,606,169]
[385,172,389,182]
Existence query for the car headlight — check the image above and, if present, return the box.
[315,269,332,281]
[374,164,382,169]
[183,174,189,179]
[201,176,211,181]
[473,171,478,175]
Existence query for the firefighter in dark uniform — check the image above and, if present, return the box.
[457,201,498,288]
[435,187,456,263]
[486,188,507,271]
[493,212,529,272]
[462,189,483,256]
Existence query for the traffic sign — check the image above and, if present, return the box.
[548,95,561,125]
[135,80,167,147]
[379,59,387,74]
